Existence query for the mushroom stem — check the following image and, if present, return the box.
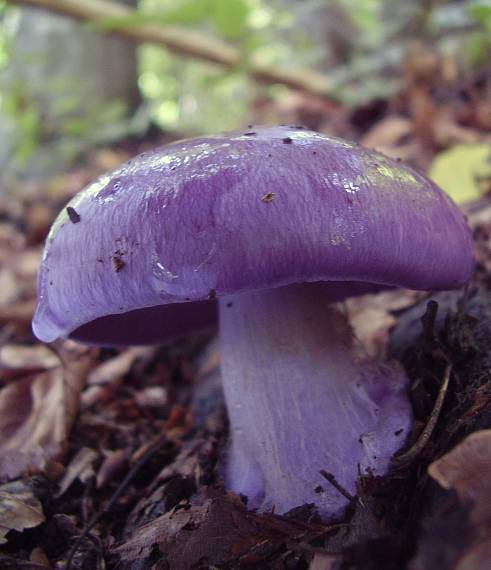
[219,283,412,519]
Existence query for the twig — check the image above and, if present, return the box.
[5,0,335,99]
[65,434,168,570]
[454,281,471,332]
[319,469,356,502]
[393,362,452,466]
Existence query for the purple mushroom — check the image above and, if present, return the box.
[33,126,474,520]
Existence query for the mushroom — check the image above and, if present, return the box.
[33,126,474,519]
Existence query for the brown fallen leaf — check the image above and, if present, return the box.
[346,289,422,358]
[0,299,37,327]
[433,108,485,147]
[0,221,26,256]
[455,538,491,570]
[0,344,60,373]
[9,248,42,282]
[425,430,491,570]
[114,491,269,569]
[126,436,214,531]
[361,115,412,154]
[80,384,111,409]
[115,488,330,570]
[114,500,211,562]
[133,385,167,408]
[56,447,98,498]
[0,269,19,307]
[0,479,45,545]
[29,546,51,567]
[0,248,41,303]
[96,448,129,490]
[428,429,491,528]
[87,346,155,386]
[309,552,339,570]
[0,341,95,481]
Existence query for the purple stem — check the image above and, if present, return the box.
[218,282,412,520]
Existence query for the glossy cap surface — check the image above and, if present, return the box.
[33,125,474,344]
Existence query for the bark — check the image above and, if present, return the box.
[0,2,140,182]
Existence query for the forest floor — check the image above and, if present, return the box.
[1,59,491,570]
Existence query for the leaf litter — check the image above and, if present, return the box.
[0,480,45,546]
[1,61,491,568]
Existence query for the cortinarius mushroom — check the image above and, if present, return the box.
[33,126,474,519]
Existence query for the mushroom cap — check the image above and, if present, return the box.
[33,125,474,344]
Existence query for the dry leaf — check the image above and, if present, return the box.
[0,341,95,481]
[455,538,491,570]
[427,430,491,570]
[429,429,491,527]
[96,449,129,490]
[310,552,339,570]
[433,110,484,147]
[87,346,154,386]
[80,384,108,409]
[0,479,45,545]
[0,344,60,372]
[114,493,258,569]
[29,546,51,566]
[346,289,421,357]
[361,115,412,155]
[10,248,42,281]
[0,299,36,326]
[133,386,167,408]
[117,489,327,570]
[0,269,19,306]
[56,447,98,498]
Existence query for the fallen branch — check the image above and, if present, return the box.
[6,0,335,99]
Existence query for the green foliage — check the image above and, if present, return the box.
[0,78,135,166]
[93,0,250,40]
[429,144,491,204]
[157,0,250,39]
[77,0,491,134]
[136,0,302,134]
[1,83,41,162]
[139,43,250,133]
[2,0,491,162]
[469,0,491,31]
[0,2,16,71]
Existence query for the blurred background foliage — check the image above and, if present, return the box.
[0,0,490,202]
[98,0,491,130]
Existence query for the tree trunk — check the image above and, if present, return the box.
[0,3,140,185]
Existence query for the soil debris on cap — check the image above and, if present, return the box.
[66,207,81,224]
[113,254,125,272]
[261,192,276,203]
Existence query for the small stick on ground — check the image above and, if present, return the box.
[320,469,356,502]
[393,362,452,466]
[65,434,168,570]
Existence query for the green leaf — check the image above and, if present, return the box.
[469,0,491,31]
[211,0,249,39]
[90,0,250,40]
[429,144,491,203]
[154,0,210,26]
